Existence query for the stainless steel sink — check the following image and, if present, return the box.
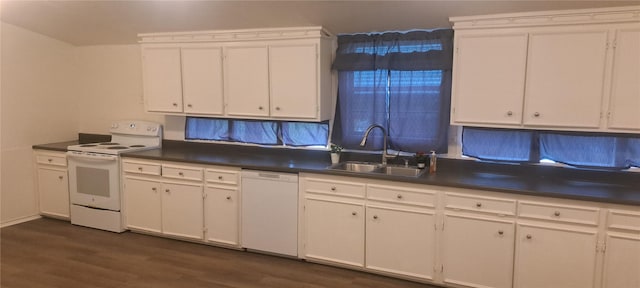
[374,165,426,177]
[329,161,382,173]
[329,161,425,177]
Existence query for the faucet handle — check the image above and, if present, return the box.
[403,158,409,167]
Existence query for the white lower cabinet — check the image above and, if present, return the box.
[204,185,239,246]
[366,205,435,280]
[513,223,598,288]
[34,150,70,219]
[124,177,162,233]
[442,213,515,288]
[123,160,204,241]
[601,209,640,288]
[305,197,365,267]
[161,182,204,240]
[124,177,204,240]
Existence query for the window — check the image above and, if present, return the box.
[462,127,640,170]
[185,117,328,147]
[331,29,454,153]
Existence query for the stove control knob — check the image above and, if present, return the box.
[146,127,152,131]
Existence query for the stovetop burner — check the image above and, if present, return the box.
[80,144,98,147]
[99,142,120,145]
[108,146,129,150]
[130,145,145,148]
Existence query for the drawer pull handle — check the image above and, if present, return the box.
[373,215,378,220]
[48,159,53,162]
[165,189,170,193]
[476,202,482,208]
[330,186,337,191]
[258,106,264,110]
[396,194,403,199]
[507,111,513,116]
[351,212,357,216]
[178,172,184,176]
[138,167,143,171]
[172,103,178,107]
[218,176,223,180]
[187,104,192,108]
[533,112,540,117]
[58,176,64,180]
[526,234,532,240]
[226,196,232,200]
[152,187,157,191]
[554,211,561,217]
[498,230,504,235]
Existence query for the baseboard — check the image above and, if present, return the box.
[1,215,41,228]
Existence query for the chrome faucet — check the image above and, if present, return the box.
[360,124,394,165]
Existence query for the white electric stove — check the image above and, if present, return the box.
[67,120,162,232]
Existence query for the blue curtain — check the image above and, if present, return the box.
[332,29,454,153]
[462,127,640,169]
[185,117,228,140]
[230,120,278,145]
[540,132,640,169]
[185,117,329,147]
[462,127,535,162]
[282,122,329,146]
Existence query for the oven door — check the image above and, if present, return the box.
[67,152,120,211]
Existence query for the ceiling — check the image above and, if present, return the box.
[2,0,639,46]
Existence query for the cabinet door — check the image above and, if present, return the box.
[514,223,598,288]
[124,177,161,233]
[224,45,270,117]
[607,28,640,131]
[181,47,224,115]
[37,167,69,218]
[161,182,204,240]
[523,29,609,128]
[442,213,515,288]
[366,206,436,280]
[204,185,239,246]
[305,198,365,267]
[452,33,528,126]
[602,232,640,288]
[269,43,318,120]
[142,47,183,113]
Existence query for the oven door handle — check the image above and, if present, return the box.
[66,152,118,162]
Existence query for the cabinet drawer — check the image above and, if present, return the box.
[123,161,161,176]
[36,154,67,167]
[518,201,600,226]
[205,169,239,185]
[445,192,516,216]
[162,165,203,181]
[608,209,640,231]
[367,184,435,208]
[304,177,365,198]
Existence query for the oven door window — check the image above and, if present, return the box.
[76,167,110,197]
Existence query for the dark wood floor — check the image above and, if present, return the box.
[1,218,438,288]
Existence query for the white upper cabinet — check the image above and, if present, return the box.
[142,46,183,113]
[139,27,336,122]
[452,33,528,126]
[606,26,640,131]
[141,45,224,115]
[225,45,270,117]
[523,28,608,129]
[450,6,640,133]
[181,46,224,115]
[269,43,318,119]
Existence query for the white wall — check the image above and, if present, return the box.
[75,45,162,134]
[1,22,79,225]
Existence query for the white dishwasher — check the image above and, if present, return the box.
[241,170,298,257]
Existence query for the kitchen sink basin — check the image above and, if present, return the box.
[329,161,425,177]
[375,165,426,177]
[330,161,382,173]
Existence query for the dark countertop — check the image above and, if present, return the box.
[33,140,79,152]
[34,139,640,206]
